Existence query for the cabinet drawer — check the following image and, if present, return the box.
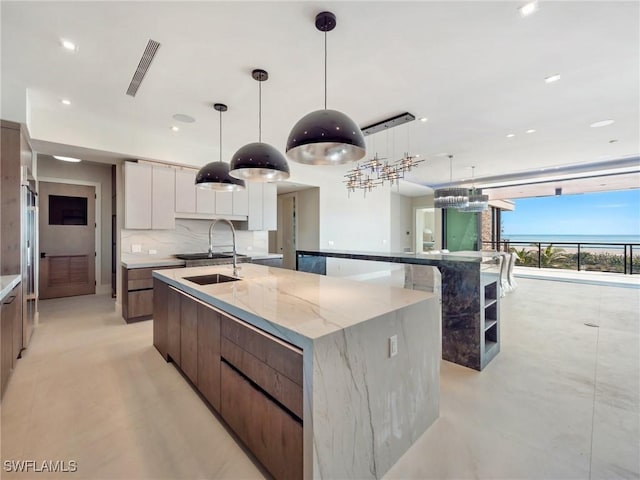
[221,315,302,387]
[128,278,153,290]
[221,336,302,419]
[127,290,153,318]
[127,267,154,281]
[221,362,303,480]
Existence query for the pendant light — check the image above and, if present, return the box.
[458,166,489,212]
[229,69,290,182]
[434,155,469,209]
[195,103,246,191]
[285,11,366,165]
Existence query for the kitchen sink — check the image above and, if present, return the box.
[183,273,241,285]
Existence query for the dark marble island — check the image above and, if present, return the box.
[297,249,502,371]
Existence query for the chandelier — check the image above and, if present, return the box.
[344,112,424,197]
[458,166,488,212]
[434,155,469,209]
[344,152,424,196]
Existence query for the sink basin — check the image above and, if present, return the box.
[176,253,232,260]
[183,273,240,285]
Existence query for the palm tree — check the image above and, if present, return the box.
[540,244,567,268]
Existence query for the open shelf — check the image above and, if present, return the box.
[484,320,497,332]
[484,340,498,354]
[484,281,497,303]
[484,298,497,308]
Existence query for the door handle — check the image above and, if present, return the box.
[40,252,46,258]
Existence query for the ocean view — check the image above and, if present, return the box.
[502,234,640,244]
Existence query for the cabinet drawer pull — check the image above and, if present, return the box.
[3,295,16,305]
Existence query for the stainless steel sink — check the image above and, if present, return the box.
[183,273,241,285]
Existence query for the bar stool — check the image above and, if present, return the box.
[507,252,518,291]
[499,252,511,296]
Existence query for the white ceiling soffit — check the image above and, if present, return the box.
[1,2,638,193]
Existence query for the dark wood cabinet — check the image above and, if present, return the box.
[1,284,22,400]
[122,266,182,323]
[197,303,221,411]
[221,362,303,480]
[180,293,198,384]
[152,278,168,359]
[153,280,303,480]
[167,286,181,364]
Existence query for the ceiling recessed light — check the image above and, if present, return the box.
[526,129,536,134]
[171,126,179,132]
[506,133,515,138]
[609,139,618,143]
[419,117,428,123]
[172,114,196,123]
[61,99,71,105]
[61,39,78,52]
[544,74,561,83]
[590,119,615,128]
[53,155,81,163]
[519,1,538,17]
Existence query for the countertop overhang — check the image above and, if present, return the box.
[297,249,501,265]
[152,263,434,343]
[0,275,21,302]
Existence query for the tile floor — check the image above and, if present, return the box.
[1,277,638,479]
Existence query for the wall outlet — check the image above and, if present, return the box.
[148,249,157,255]
[389,335,398,358]
[131,244,142,253]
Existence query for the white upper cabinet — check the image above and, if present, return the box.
[175,169,197,213]
[196,188,216,214]
[125,162,175,230]
[215,192,233,215]
[247,182,277,231]
[151,165,176,229]
[233,188,249,216]
[124,162,152,229]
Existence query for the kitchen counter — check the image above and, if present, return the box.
[121,254,185,269]
[0,275,21,302]
[297,249,502,371]
[153,263,440,479]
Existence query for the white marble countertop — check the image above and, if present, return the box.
[153,263,433,344]
[121,254,186,269]
[0,275,21,302]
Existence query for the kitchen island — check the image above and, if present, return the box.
[296,249,502,371]
[153,263,440,480]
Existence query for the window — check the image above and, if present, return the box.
[49,195,88,225]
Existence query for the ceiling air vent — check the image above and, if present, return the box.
[126,39,161,97]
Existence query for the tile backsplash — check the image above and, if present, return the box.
[122,219,268,257]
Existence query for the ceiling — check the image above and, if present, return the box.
[2,1,638,198]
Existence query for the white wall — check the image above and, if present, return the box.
[37,155,112,287]
[390,193,412,252]
[295,188,320,251]
[412,194,443,250]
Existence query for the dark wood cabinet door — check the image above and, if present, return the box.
[167,287,181,364]
[180,294,198,384]
[1,292,16,398]
[152,278,168,359]
[221,362,303,480]
[197,304,221,411]
[11,284,22,367]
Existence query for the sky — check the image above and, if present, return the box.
[502,189,640,236]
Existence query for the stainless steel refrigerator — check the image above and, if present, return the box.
[21,177,37,347]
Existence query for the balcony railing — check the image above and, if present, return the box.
[482,240,640,275]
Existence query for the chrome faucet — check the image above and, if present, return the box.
[208,219,239,277]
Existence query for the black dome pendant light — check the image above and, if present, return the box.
[229,69,290,182]
[286,11,366,165]
[195,103,246,191]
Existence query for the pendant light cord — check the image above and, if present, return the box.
[219,109,223,162]
[324,30,327,110]
[258,79,262,143]
[449,155,453,183]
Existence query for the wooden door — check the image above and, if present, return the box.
[281,195,296,270]
[39,182,96,299]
